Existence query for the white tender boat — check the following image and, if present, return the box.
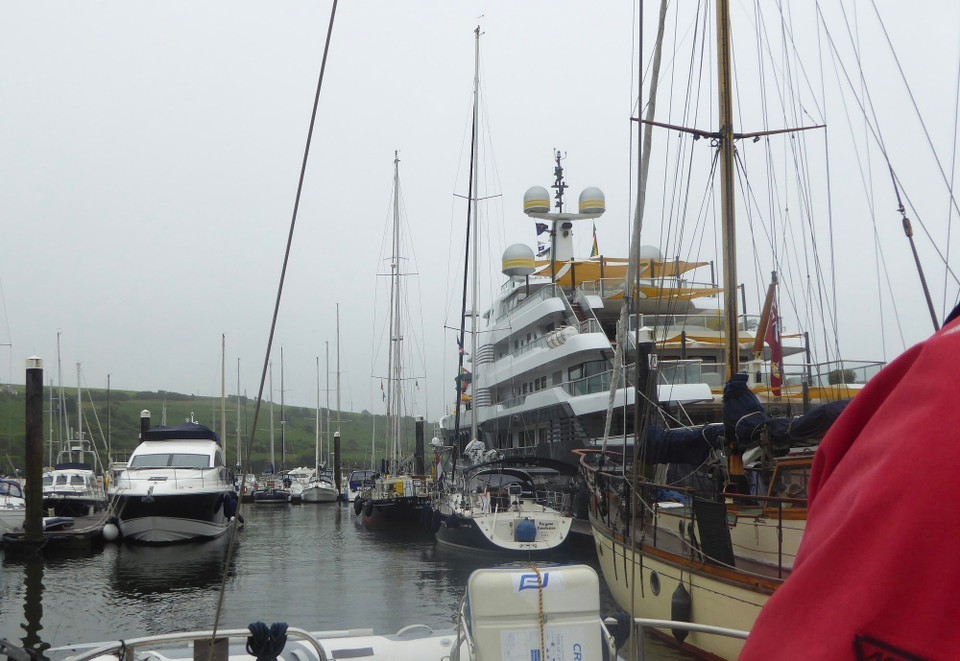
[44,564,620,661]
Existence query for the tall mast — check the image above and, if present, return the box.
[322,354,330,477]
[221,334,227,466]
[385,152,402,471]
[75,362,81,453]
[107,374,112,463]
[717,0,739,380]
[320,341,333,466]
[236,358,241,470]
[336,303,341,443]
[325,340,331,467]
[468,25,481,446]
[269,361,275,473]
[57,332,64,448]
[280,347,286,472]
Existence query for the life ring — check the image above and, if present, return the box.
[364,499,374,517]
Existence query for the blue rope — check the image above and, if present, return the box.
[246,622,289,661]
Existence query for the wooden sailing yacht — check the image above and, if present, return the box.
[355,152,431,526]
[577,1,889,658]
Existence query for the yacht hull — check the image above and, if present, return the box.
[435,513,571,555]
[361,497,428,527]
[115,491,235,544]
[591,519,768,660]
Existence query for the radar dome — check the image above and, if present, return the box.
[502,244,536,277]
[578,187,605,215]
[523,186,550,215]
[639,245,663,260]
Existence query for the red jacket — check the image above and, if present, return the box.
[741,318,960,660]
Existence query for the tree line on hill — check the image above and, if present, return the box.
[0,385,433,476]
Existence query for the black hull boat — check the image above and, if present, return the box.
[109,418,239,544]
[114,489,235,544]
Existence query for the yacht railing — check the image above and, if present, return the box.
[581,277,722,301]
[496,283,564,322]
[605,617,750,661]
[657,359,705,387]
[629,312,761,333]
[46,626,338,661]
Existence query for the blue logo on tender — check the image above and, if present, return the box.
[518,572,550,591]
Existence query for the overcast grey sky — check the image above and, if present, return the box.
[0,2,957,429]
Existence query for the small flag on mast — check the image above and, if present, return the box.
[380,380,386,401]
[590,223,599,258]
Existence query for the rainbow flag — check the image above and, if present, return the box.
[590,223,599,258]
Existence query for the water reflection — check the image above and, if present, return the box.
[110,535,236,596]
[21,558,45,656]
[0,503,690,660]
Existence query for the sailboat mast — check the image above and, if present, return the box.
[221,334,227,466]
[236,358,241,470]
[57,332,64,448]
[385,152,402,471]
[336,303,341,441]
[452,27,482,451]
[269,362,275,473]
[717,0,739,381]
[325,340,331,467]
[75,363,81,455]
[280,347,286,472]
[469,25,481,446]
[322,354,330,477]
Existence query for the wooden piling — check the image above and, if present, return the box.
[333,431,341,495]
[24,357,44,542]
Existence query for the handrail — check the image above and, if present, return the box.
[53,626,332,661]
[605,616,750,640]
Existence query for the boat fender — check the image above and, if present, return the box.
[364,499,374,517]
[102,522,120,542]
[420,504,433,528]
[446,513,461,529]
[246,622,288,661]
[670,583,692,643]
[214,494,225,513]
[608,611,633,650]
[236,513,245,529]
[431,510,442,533]
[354,495,363,516]
[515,518,537,542]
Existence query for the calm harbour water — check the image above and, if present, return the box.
[0,502,690,659]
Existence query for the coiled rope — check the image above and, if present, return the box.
[246,622,289,661]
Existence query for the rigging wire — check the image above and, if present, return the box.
[210,0,339,645]
[944,41,960,315]
[867,0,960,223]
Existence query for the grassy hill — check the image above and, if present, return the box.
[0,384,432,475]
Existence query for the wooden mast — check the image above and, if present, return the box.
[717,0,739,382]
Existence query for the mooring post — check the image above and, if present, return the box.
[140,409,150,442]
[333,431,342,496]
[415,416,425,476]
[24,356,44,542]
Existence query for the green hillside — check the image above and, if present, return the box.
[0,384,432,476]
